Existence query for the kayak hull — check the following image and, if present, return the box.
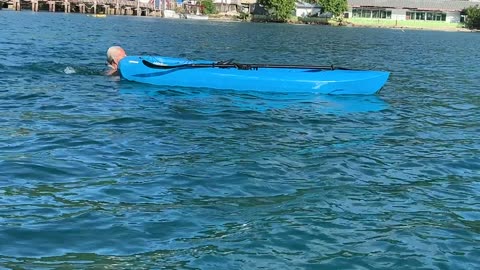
[119,56,389,95]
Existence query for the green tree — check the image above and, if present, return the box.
[314,0,347,19]
[258,0,295,22]
[465,5,480,29]
[201,0,217,15]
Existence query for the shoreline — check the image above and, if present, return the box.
[343,21,475,33]
[252,15,475,32]
[208,13,476,33]
[3,9,476,33]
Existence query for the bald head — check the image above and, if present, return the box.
[106,46,127,70]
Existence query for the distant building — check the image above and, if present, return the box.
[346,0,480,23]
[183,0,254,14]
[295,1,321,17]
[213,0,241,14]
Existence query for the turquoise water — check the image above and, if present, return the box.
[1,11,480,269]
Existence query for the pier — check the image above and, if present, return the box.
[1,0,169,16]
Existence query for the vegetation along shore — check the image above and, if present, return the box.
[184,0,480,33]
[246,0,480,31]
[3,0,480,31]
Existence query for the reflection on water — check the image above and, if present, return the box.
[118,83,388,114]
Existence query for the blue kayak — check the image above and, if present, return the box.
[119,56,389,95]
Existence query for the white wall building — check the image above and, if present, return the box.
[295,1,321,17]
[346,0,480,23]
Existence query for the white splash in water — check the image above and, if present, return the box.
[64,66,76,74]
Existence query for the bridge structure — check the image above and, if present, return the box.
[3,0,161,16]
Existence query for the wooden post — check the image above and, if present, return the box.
[14,0,21,11]
[49,1,56,12]
[115,0,120,15]
[64,0,70,13]
[32,0,39,11]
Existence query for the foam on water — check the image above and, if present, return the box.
[63,66,76,74]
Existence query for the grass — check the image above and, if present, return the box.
[346,18,465,30]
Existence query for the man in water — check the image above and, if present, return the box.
[106,46,127,75]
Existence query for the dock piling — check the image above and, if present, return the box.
[64,0,70,13]
[32,0,39,11]
[14,0,21,11]
[48,0,55,12]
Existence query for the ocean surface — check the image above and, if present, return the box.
[1,11,479,269]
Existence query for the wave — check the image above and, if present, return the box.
[4,61,106,76]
